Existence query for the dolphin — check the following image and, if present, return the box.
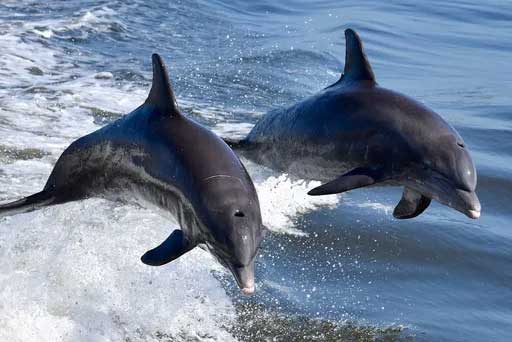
[225,29,480,220]
[0,54,265,294]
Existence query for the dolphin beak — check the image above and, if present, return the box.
[456,188,481,219]
[467,209,480,219]
[229,260,255,295]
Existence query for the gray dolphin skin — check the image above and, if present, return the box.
[0,54,265,294]
[226,28,481,220]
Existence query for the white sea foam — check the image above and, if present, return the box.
[352,201,393,215]
[213,122,255,140]
[0,202,237,342]
[0,34,63,88]
[22,6,127,41]
[239,159,340,236]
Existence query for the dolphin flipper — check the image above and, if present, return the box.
[393,187,431,219]
[0,190,55,218]
[141,230,195,266]
[307,167,385,196]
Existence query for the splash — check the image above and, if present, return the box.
[241,159,340,236]
[0,202,237,342]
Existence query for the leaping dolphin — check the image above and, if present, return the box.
[0,54,265,294]
[225,29,481,220]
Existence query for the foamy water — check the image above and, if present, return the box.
[0,203,237,342]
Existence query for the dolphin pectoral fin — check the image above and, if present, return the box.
[307,167,384,196]
[393,187,431,219]
[141,230,194,266]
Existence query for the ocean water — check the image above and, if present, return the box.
[0,0,511,341]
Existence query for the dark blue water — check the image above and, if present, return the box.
[0,1,511,341]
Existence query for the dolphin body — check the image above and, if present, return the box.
[0,54,265,294]
[226,29,481,220]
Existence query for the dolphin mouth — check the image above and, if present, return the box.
[241,282,255,295]
[467,209,481,219]
[455,188,481,220]
[226,260,256,295]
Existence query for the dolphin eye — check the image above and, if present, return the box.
[457,141,465,148]
[234,210,245,218]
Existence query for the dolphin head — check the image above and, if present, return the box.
[397,104,481,219]
[198,175,264,294]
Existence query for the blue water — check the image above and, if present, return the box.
[0,1,511,341]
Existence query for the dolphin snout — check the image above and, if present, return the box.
[241,282,255,295]
[229,260,255,295]
[468,209,480,219]
[456,188,481,219]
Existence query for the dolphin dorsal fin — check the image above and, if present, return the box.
[343,29,376,83]
[145,53,180,116]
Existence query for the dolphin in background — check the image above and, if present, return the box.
[226,28,481,220]
[0,54,265,294]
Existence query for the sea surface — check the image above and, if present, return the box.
[0,1,511,341]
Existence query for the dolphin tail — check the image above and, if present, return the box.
[0,190,56,218]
